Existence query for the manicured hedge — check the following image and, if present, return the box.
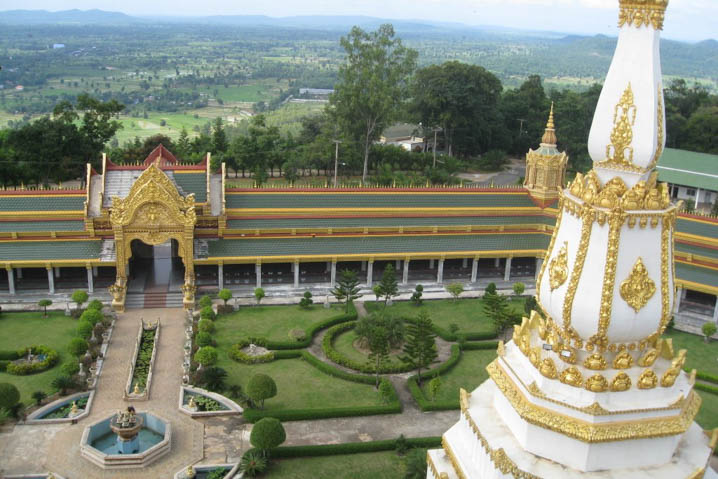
[461,341,499,351]
[273,350,303,360]
[267,436,442,458]
[0,351,20,361]
[408,344,463,411]
[5,345,59,375]
[321,322,413,374]
[242,351,401,422]
[695,382,718,395]
[401,315,497,342]
[249,308,358,350]
[693,370,718,385]
[229,340,275,364]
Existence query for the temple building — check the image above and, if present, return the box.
[427,0,718,477]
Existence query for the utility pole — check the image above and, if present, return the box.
[432,127,441,168]
[333,140,342,187]
[517,119,527,136]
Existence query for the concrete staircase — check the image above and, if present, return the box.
[125,292,183,309]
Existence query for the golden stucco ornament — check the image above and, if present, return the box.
[559,367,583,388]
[602,83,637,169]
[637,348,659,367]
[539,358,558,379]
[583,352,608,371]
[610,372,632,392]
[549,241,569,290]
[620,258,656,312]
[638,369,659,389]
[612,350,634,369]
[661,367,680,388]
[585,374,609,393]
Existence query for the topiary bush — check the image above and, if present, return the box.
[200,306,216,321]
[196,331,214,347]
[61,361,80,376]
[199,295,213,309]
[80,308,104,326]
[68,337,89,358]
[194,346,219,368]
[76,320,93,339]
[198,318,215,333]
[250,417,286,455]
[247,373,277,409]
[0,383,20,410]
[87,299,104,311]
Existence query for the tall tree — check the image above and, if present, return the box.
[366,325,390,388]
[400,311,438,385]
[331,269,363,312]
[330,24,417,182]
[375,263,399,308]
[411,61,504,157]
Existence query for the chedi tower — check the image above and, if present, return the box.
[427,0,718,477]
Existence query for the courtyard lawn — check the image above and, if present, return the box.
[420,350,497,404]
[696,391,718,430]
[216,355,384,412]
[365,298,525,337]
[331,329,405,369]
[216,304,344,344]
[0,311,77,405]
[664,329,718,377]
[263,451,406,479]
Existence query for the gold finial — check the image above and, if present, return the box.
[541,103,557,146]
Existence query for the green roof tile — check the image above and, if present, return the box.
[206,233,549,258]
[0,195,85,212]
[225,192,536,210]
[676,217,718,239]
[676,262,718,289]
[0,221,85,232]
[227,215,555,230]
[0,240,101,261]
[675,242,718,260]
[657,148,718,191]
[172,173,207,203]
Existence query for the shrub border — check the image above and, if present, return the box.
[4,345,59,375]
[266,436,442,458]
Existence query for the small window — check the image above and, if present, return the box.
[686,188,696,197]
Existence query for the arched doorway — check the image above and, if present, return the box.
[128,239,186,293]
[108,162,197,311]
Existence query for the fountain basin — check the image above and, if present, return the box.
[80,412,171,469]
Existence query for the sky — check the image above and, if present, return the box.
[0,0,715,42]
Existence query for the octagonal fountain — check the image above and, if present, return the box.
[80,408,171,469]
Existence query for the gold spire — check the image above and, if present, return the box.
[541,103,557,147]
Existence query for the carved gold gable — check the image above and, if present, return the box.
[109,163,196,229]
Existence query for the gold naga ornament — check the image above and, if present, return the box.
[549,241,569,290]
[660,367,680,388]
[637,348,659,367]
[620,257,657,312]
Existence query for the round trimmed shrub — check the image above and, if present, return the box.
[87,299,104,311]
[0,383,20,410]
[62,361,80,376]
[194,346,219,367]
[199,295,213,309]
[196,331,213,347]
[198,318,215,333]
[247,373,277,409]
[250,417,286,452]
[200,306,216,320]
[68,338,89,357]
[76,320,93,339]
[80,308,104,326]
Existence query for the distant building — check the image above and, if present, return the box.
[379,123,425,152]
[298,88,333,96]
[657,148,718,213]
[14,85,23,91]
[52,43,65,49]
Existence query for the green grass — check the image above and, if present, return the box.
[263,451,406,478]
[216,304,343,343]
[664,329,718,377]
[216,356,384,412]
[331,329,405,368]
[365,298,525,336]
[0,311,77,405]
[419,349,496,403]
[696,390,718,430]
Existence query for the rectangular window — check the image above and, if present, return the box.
[686,188,696,197]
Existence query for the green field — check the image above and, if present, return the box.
[0,311,77,405]
[365,298,524,337]
[696,391,718,430]
[216,303,343,343]
[664,329,718,377]
[420,349,496,403]
[264,451,407,478]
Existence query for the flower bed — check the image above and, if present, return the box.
[229,339,275,364]
[179,386,243,418]
[125,321,160,400]
[3,345,59,375]
[26,391,95,424]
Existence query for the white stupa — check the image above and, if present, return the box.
[427,1,718,477]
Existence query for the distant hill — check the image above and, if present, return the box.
[0,9,140,25]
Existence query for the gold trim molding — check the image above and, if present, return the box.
[488,360,701,443]
[619,0,668,30]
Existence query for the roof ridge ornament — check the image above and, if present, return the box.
[540,102,558,147]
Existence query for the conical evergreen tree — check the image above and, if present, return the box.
[400,311,437,385]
